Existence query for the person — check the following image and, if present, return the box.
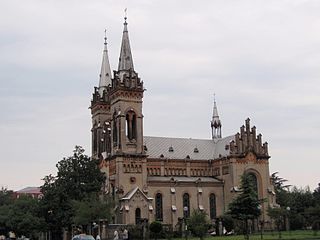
[96,234,101,240]
[122,228,128,240]
[113,230,119,240]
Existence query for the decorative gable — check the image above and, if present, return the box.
[229,118,269,159]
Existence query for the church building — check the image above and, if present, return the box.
[90,17,276,227]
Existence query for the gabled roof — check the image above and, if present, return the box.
[144,135,234,160]
[121,187,153,201]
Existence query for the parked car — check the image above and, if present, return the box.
[72,234,95,240]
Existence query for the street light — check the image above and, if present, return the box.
[183,206,188,240]
[286,207,291,235]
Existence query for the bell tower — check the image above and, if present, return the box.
[90,31,112,160]
[109,16,145,156]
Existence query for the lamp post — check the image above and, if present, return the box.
[183,206,188,240]
[286,207,291,235]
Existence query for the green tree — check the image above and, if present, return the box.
[149,221,162,240]
[313,183,320,205]
[72,194,112,226]
[228,173,262,240]
[0,195,45,238]
[0,187,14,206]
[268,207,285,239]
[187,209,210,240]
[40,146,106,239]
[271,172,291,207]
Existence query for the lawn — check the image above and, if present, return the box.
[173,230,320,240]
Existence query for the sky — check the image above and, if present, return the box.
[0,0,319,191]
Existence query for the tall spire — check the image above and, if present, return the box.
[211,94,222,139]
[99,29,112,96]
[118,12,134,71]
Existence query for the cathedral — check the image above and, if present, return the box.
[90,17,276,227]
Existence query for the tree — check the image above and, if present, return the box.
[40,146,107,239]
[0,187,13,206]
[72,194,112,226]
[187,209,210,240]
[149,221,162,240]
[313,183,320,204]
[271,172,291,207]
[228,173,262,240]
[268,207,285,239]
[0,195,45,238]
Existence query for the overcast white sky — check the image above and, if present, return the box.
[1,0,319,191]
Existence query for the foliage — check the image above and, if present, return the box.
[0,195,45,238]
[271,172,290,207]
[228,173,262,240]
[72,194,112,226]
[40,146,107,238]
[149,221,162,240]
[313,183,320,204]
[305,205,320,234]
[0,187,14,206]
[187,209,210,240]
[222,214,235,233]
[268,207,286,238]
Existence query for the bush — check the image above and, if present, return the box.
[149,221,162,240]
[290,213,306,230]
[222,214,235,233]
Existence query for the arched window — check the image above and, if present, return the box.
[126,110,137,141]
[248,173,258,195]
[155,193,163,221]
[183,193,190,218]
[209,193,216,219]
[135,208,141,224]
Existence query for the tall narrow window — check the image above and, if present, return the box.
[135,208,141,224]
[126,110,137,141]
[93,127,98,154]
[113,112,118,146]
[209,193,216,219]
[183,193,190,218]
[155,193,163,221]
[248,173,258,195]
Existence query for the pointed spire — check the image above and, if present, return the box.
[211,94,222,139]
[118,11,134,71]
[99,29,112,96]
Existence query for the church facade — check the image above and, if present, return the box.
[90,18,276,227]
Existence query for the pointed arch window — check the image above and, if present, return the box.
[183,193,190,218]
[248,173,258,195]
[126,110,137,141]
[209,193,216,219]
[155,193,163,221]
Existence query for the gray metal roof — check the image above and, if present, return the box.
[144,135,235,160]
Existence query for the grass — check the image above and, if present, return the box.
[172,230,320,240]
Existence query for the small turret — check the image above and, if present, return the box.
[98,30,112,97]
[211,95,222,139]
